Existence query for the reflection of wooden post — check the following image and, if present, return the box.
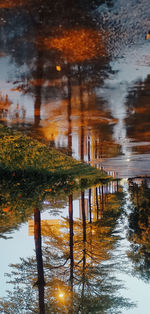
[80,119,84,162]
[99,185,101,197]
[67,65,72,156]
[95,187,99,219]
[101,185,104,212]
[69,195,73,313]
[69,195,74,289]
[78,65,84,162]
[88,135,90,162]
[92,187,97,222]
[117,180,119,192]
[95,138,98,159]
[136,185,139,208]
[34,208,45,314]
[81,191,86,243]
[89,188,92,223]
[34,49,43,127]
[81,191,86,307]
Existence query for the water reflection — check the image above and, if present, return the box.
[126,75,150,147]
[1,175,150,312]
[0,0,120,165]
[127,178,150,282]
[0,0,150,312]
[1,0,150,178]
[0,180,135,313]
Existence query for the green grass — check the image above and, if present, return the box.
[0,124,111,235]
[0,124,110,187]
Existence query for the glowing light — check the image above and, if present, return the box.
[145,33,150,40]
[56,65,61,72]
[59,292,64,298]
[126,158,130,162]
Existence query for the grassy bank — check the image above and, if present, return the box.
[0,124,110,189]
[0,125,111,235]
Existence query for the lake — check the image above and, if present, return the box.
[0,0,150,313]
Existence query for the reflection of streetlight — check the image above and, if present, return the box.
[58,291,65,300]
[56,65,61,72]
[145,32,150,40]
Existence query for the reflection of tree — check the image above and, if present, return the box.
[0,92,11,122]
[125,75,150,145]
[0,122,111,241]
[127,179,150,281]
[45,28,106,63]
[68,195,74,288]
[34,48,44,127]
[0,186,134,313]
[67,66,72,156]
[0,177,37,238]
[0,0,119,160]
[34,208,45,313]
[0,172,78,239]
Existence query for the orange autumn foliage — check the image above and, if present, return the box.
[0,0,26,9]
[3,207,10,212]
[45,29,106,63]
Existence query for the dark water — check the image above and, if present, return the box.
[0,0,150,313]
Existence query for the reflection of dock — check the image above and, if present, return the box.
[28,219,61,236]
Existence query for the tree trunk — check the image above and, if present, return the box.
[34,208,45,314]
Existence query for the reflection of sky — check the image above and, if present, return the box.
[2,42,150,178]
[0,183,150,313]
[0,56,34,123]
[0,223,34,298]
[111,180,150,314]
[41,199,81,221]
[0,196,84,298]
[97,44,150,177]
[99,44,150,147]
[102,154,150,178]
[0,2,150,310]
[119,273,150,314]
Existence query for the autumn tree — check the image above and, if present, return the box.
[127,179,150,281]
[0,185,134,313]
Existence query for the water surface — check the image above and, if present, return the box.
[0,0,150,313]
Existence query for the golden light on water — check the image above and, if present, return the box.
[59,292,64,298]
[56,65,61,71]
